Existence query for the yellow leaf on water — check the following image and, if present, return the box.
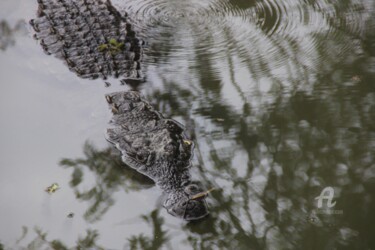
[45,183,60,194]
[109,38,118,46]
[98,44,108,52]
[183,140,192,146]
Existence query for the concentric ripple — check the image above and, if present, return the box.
[113,0,370,77]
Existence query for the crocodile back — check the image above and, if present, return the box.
[30,0,143,80]
[105,91,194,186]
[105,91,209,220]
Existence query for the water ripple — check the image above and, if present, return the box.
[115,0,370,77]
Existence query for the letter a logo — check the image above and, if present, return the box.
[315,187,336,208]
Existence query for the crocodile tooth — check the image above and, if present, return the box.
[121,124,128,130]
[111,103,119,114]
[105,95,112,104]
[29,19,40,32]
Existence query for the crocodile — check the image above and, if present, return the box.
[30,0,143,80]
[30,0,209,220]
[105,91,208,220]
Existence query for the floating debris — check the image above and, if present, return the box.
[183,140,192,146]
[216,118,225,122]
[98,38,124,55]
[98,43,108,52]
[351,75,361,82]
[105,81,111,87]
[190,188,215,200]
[45,183,60,194]
[67,212,74,218]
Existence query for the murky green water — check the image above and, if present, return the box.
[1,0,374,249]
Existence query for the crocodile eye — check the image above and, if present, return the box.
[136,154,144,162]
[181,180,190,187]
[136,151,149,163]
[184,184,199,195]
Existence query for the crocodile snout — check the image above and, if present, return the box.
[164,190,209,221]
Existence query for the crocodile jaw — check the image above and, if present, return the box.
[163,192,209,221]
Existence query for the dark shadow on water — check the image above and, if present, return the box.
[15,210,169,250]
[15,227,104,250]
[127,210,168,250]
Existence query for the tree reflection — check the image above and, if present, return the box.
[138,4,375,247]
[140,73,374,249]
[0,20,27,51]
[16,210,169,250]
[127,210,168,250]
[60,142,153,223]
[15,227,104,250]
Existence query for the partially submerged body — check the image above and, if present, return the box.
[30,0,143,80]
[105,91,209,220]
[30,0,209,221]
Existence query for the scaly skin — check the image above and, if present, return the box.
[30,0,209,220]
[106,91,209,221]
[30,0,143,80]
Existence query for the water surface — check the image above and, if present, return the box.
[0,0,374,249]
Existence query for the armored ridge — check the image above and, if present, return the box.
[30,0,209,221]
[30,0,143,80]
[105,91,209,221]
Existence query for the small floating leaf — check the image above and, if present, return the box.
[98,44,108,52]
[45,183,60,194]
[116,42,124,49]
[98,39,124,55]
[183,140,192,146]
[190,188,215,200]
[109,38,118,46]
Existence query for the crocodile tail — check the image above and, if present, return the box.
[30,0,143,80]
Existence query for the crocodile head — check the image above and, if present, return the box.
[164,184,209,221]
